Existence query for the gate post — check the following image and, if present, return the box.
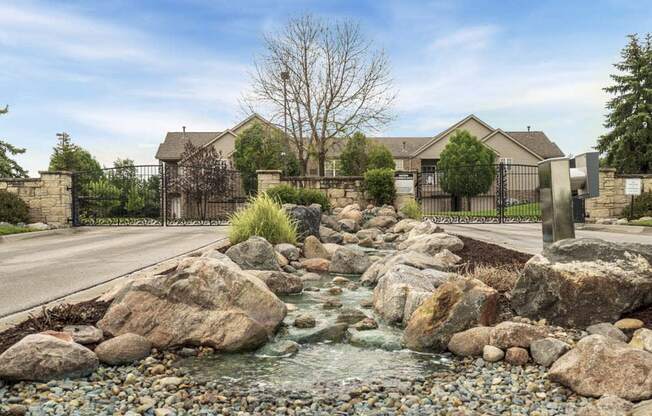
[160,163,167,226]
[497,163,506,223]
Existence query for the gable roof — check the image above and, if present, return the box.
[411,114,494,157]
[481,129,544,160]
[504,131,564,159]
[155,131,221,161]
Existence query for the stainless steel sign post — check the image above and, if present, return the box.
[538,152,599,244]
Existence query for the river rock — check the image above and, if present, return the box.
[483,345,505,362]
[342,232,359,244]
[447,326,492,357]
[530,337,571,367]
[348,329,402,351]
[587,323,627,342]
[338,219,359,233]
[577,395,634,416]
[511,238,652,327]
[336,308,368,325]
[293,314,316,328]
[630,328,652,353]
[361,249,460,286]
[321,214,340,231]
[275,244,300,261]
[320,226,343,244]
[364,215,397,230]
[301,258,331,272]
[489,321,548,349]
[337,204,363,223]
[283,204,321,240]
[291,323,349,344]
[248,270,303,295]
[97,256,286,351]
[329,247,372,274]
[505,347,529,366]
[356,228,382,241]
[353,317,378,330]
[373,265,457,325]
[303,235,331,260]
[94,333,152,365]
[225,236,280,271]
[62,325,104,344]
[393,219,420,234]
[615,318,644,331]
[549,334,652,400]
[397,233,464,255]
[322,243,341,258]
[0,333,98,381]
[406,220,442,239]
[257,340,299,357]
[403,278,498,352]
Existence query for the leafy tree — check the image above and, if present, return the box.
[339,132,369,176]
[233,122,300,194]
[598,34,652,174]
[0,106,28,178]
[438,129,496,211]
[49,132,103,184]
[87,178,121,212]
[125,187,145,213]
[367,143,395,170]
[364,168,395,205]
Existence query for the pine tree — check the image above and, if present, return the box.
[597,34,652,173]
[0,105,28,178]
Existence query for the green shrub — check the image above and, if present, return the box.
[626,191,652,218]
[364,168,395,206]
[0,190,29,224]
[229,193,298,245]
[265,184,331,211]
[367,143,395,170]
[266,184,300,205]
[400,198,423,220]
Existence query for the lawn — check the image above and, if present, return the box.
[424,202,541,218]
[630,219,652,227]
[0,225,36,236]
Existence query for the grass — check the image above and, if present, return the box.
[0,225,35,236]
[400,198,423,220]
[424,202,540,218]
[463,264,521,293]
[229,193,298,245]
[630,219,652,227]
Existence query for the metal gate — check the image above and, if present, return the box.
[72,164,247,226]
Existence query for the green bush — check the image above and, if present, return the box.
[229,193,298,245]
[626,191,652,218]
[367,143,395,170]
[364,168,395,206]
[265,184,331,211]
[0,190,29,224]
[400,198,423,220]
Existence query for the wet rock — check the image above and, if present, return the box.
[586,323,627,342]
[549,334,652,400]
[489,321,548,349]
[276,252,289,267]
[361,249,460,286]
[300,272,322,281]
[504,347,529,366]
[342,232,359,244]
[403,278,498,352]
[577,395,633,416]
[284,204,321,241]
[95,333,152,365]
[331,276,350,286]
[225,236,280,271]
[358,237,374,248]
[291,323,349,344]
[338,219,359,233]
[322,298,343,309]
[397,233,464,255]
[328,286,343,295]
[348,329,402,351]
[303,236,331,260]
[257,340,299,357]
[293,314,316,329]
[329,247,372,274]
[275,243,300,262]
[483,345,505,362]
[630,328,652,353]
[530,337,571,367]
[320,226,343,244]
[301,258,331,272]
[62,325,103,345]
[353,317,378,331]
[98,256,286,351]
[447,326,492,357]
[336,308,368,325]
[511,238,652,327]
[0,333,98,381]
[383,233,398,242]
[249,270,303,295]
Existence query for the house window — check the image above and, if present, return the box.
[325,160,341,177]
[394,159,404,170]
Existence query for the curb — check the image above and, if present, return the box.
[0,227,82,243]
[577,224,652,235]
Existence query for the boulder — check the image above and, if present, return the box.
[62,325,103,345]
[406,221,442,239]
[329,247,372,274]
[489,322,547,349]
[393,219,420,234]
[301,258,331,273]
[293,314,316,328]
[283,204,321,240]
[630,328,652,353]
[530,337,571,367]
[27,222,49,231]
[321,214,341,231]
[336,308,368,325]
[376,206,397,217]
[291,323,349,344]
[356,228,382,241]
[257,340,299,357]
[322,243,341,258]
[0,333,98,381]
[348,329,402,351]
[353,317,378,331]
[337,204,363,224]
[342,232,359,245]
[361,249,460,286]
[483,345,505,362]
[372,265,457,325]
[403,278,498,352]
[549,334,652,400]
[248,270,303,295]
[275,244,300,262]
[364,216,397,230]
[587,323,627,342]
[511,238,652,327]
[303,236,331,260]
[338,219,359,233]
[225,237,280,271]
[615,318,644,331]
[447,326,492,357]
[397,233,464,255]
[94,333,151,365]
[578,395,634,416]
[320,226,343,244]
[504,347,529,366]
[97,256,287,351]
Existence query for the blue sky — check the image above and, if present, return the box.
[1,0,651,176]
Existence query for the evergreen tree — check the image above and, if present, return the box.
[49,132,103,178]
[367,143,395,170]
[339,132,369,176]
[0,105,28,178]
[598,34,652,173]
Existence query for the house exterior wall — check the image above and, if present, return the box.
[585,169,652,219]
[482,132,541,165]
[417,118,494,160]
[209,132,237,160]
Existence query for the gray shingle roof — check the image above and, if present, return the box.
[155,132,222,161]
[505,131,564,159]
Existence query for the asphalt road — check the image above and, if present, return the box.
[441,223,652,255]
[0,226,227,318]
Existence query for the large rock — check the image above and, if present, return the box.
[94,333,152,365]
[363,215,397,230]
[62,325,103,345]
[406,220,442,239]
[0,333,98,381]
[338,218,359,233]
[283,204,321,241]
[403,278,498,352]
[290,323,349,344]
[489,321,548,349]
[397,233,464,255]
[447,326,492,357]
[392,219,420,234]
[511,238,652,327]
[356,228,382,241]
[301,258,331,272]
[97,256,287,351]
[320,226,343,244]
[530,337,571,367]
[225,237,280,271]
[329,247,372,274]
[630,328,652,353]
[578,395,634,416]
[361,249,460,286]
[549,334,652,401]
[275,244,300,262]
[248,270,303,295]
[337,204,363,224]
[303,235,331,260]
[372,265,457,325]
[587,323,627,342]
[321,214,341,231]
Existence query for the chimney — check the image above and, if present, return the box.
[527,125,531,133]
[182,126,186,139]
[402,141,407,152]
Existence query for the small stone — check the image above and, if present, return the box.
[353,317,378,331]
[95,333,152,365]
[505,347,529,366]
[322,298,343,309]
[630,328,652,353]
[6,405,27,416]
[530,337,571,367]
[587,323,627,342]
[328,286,343,295]
[482,345,504,362]
[62,325,104,344]
[294,314,316,328]
[615,318,644,331]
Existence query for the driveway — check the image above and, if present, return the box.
[441,223,652,255]
[0,226,227,318]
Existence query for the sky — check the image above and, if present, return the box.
[1,0,651,176]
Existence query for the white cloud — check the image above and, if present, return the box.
[430,25,500,50]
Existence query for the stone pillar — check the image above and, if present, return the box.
[393,170,418,210]
[585,169,616,219]
[38,171,73,227]
[256,170,282,194]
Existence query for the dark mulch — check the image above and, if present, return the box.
[455,235,533,271]
[0,299,110,355]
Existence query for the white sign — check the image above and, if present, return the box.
[625,178,642,196]
[395,173,414,194]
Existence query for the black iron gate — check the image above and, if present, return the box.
[73,164,246,226]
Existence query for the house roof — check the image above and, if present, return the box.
[410,114,495,157]
[504,131,564,159]
[155,131,221,161]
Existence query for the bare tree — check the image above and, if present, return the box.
[246,14,395,176]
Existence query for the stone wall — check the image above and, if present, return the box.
[585,169,652,219]
[0,171,73,227]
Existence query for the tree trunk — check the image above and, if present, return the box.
[318,154,326,177]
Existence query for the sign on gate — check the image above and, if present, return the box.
[625,178,642,196]
[395,172,414,194]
